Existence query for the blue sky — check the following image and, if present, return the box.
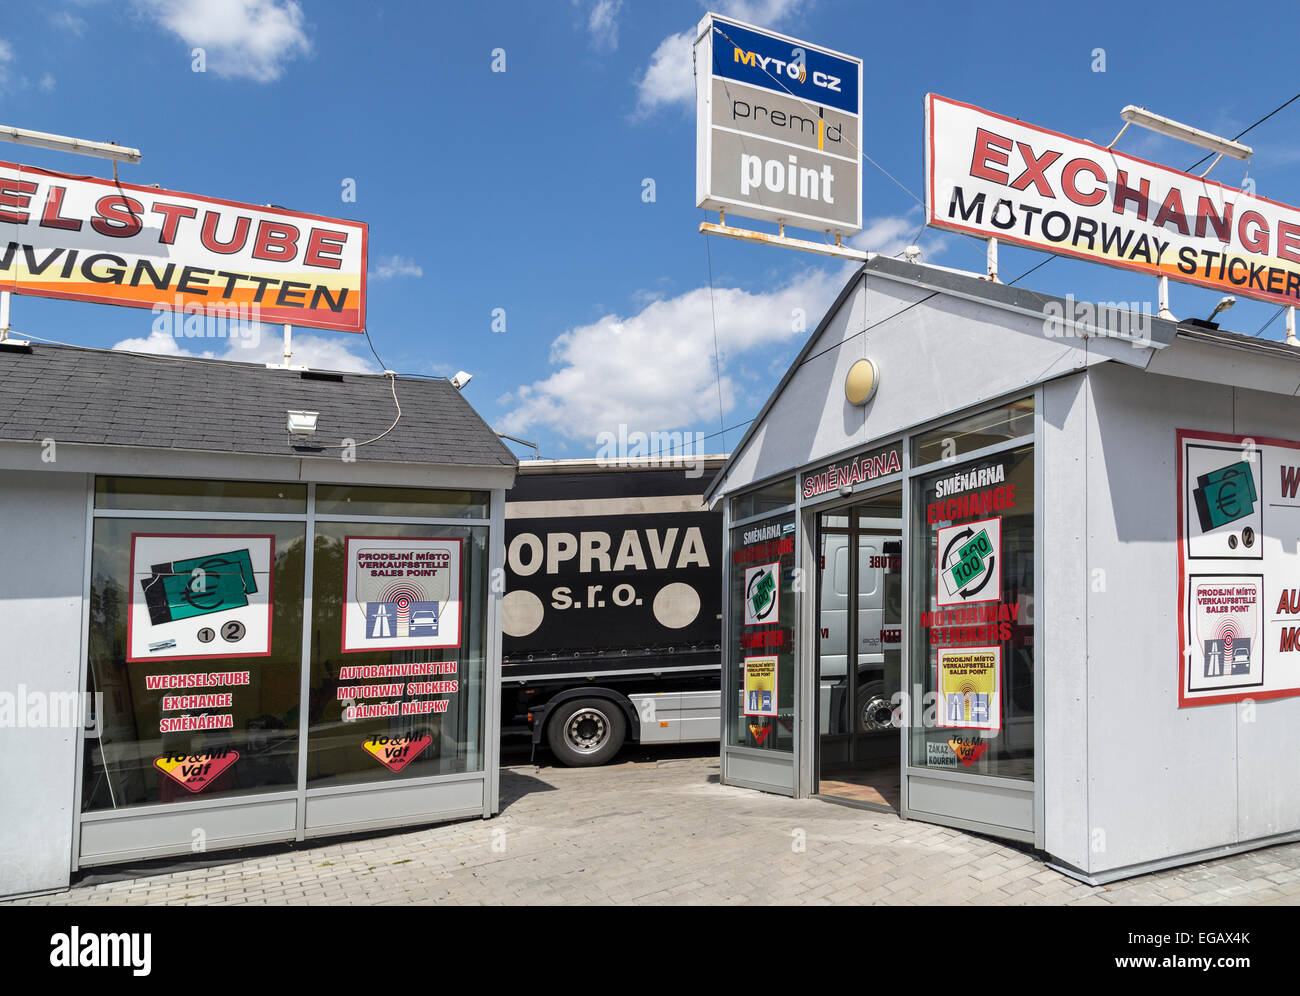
[3,0,1300,458]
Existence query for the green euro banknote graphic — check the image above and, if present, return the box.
[1193,461,1257,532]
[141,548,258,626]
[945,528,992,594]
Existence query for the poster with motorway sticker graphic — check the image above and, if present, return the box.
[342,537,462,652]
[936,516,1001,607]
[1178,429,1300,706]
[128,533,273,662]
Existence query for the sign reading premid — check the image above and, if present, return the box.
[925,94,1300,308]
[0,160,367,332]
[342,537,462,652]
[695,13,861,236]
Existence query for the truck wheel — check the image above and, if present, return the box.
[547,698,626,767]
[857,680,895,733]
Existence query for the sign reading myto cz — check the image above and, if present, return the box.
[0,160,367,331]
[1178,430,1300,706]
[695,13,861,236]
[925,94,1300,308]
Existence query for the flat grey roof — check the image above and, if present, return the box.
[0,342,517,468]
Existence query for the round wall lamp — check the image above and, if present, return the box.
[845,358,879,406]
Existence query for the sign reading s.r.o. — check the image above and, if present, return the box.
[695,12,862,237]
[0,160,367,332]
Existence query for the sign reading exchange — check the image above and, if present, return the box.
[695,13,862,236]
[925,94,1300,307]
[0,160,367,331]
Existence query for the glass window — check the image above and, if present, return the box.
[731,478,796,521]
[304,522,488,787]
[314,485,487,519]
[727,512,797,751]
[909,444,1034,780]
[82,519,305,810]
[95,477,307,514]
[912,397,1034,468]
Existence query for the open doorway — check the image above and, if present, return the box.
[815,487,902,810]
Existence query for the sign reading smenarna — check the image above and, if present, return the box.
[925,93,1300,308]
[695,12,862,237]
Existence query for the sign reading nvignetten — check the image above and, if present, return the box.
[0,160,367,331]
[695,13,862,236]
[925,94,1300,308]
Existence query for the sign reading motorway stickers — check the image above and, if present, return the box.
[936,646,1001,731]
[925,94,1300,308]
[694,13,862,236]
[361,734,433,772]
[0,160,367,331]
[342,537,462,652]
[743,562,780,625]
[1178,430,1300,706]
[936,516,1001,607]
[153,750,239,793]
[128,534,273,663]
[743,654,778,716]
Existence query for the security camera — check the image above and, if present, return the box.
[450,371,472,390]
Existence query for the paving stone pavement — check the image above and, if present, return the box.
[8,753,1300,905]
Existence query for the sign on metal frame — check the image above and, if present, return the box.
[695,12,862,248]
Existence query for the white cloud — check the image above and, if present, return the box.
[634,0,802,115]
[113,324,377,372]
[497,265,839,442]
[586,0,622,52]
[50,11,88,35]
[0,39,12,99]
[370,254,423,281]
[136,0,310,82]
[39,73,56,92]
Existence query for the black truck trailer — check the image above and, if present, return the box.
[501,456,725,765]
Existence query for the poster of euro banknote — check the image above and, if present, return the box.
[128,533,274,662]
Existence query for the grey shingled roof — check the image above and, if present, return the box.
[0,342,517,468]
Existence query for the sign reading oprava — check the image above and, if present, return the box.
[925,94,1300,308]
[128,534,274,663]
[0,160,367,331]
[342,537,463,652]
[743,654,778,716]
[1178,429,1300,706]
[695,12,862,237]
[936,646,1001,731]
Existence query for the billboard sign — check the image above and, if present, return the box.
[695,13,862,236]
[925,94,1300,308]
[0,160,367,332]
